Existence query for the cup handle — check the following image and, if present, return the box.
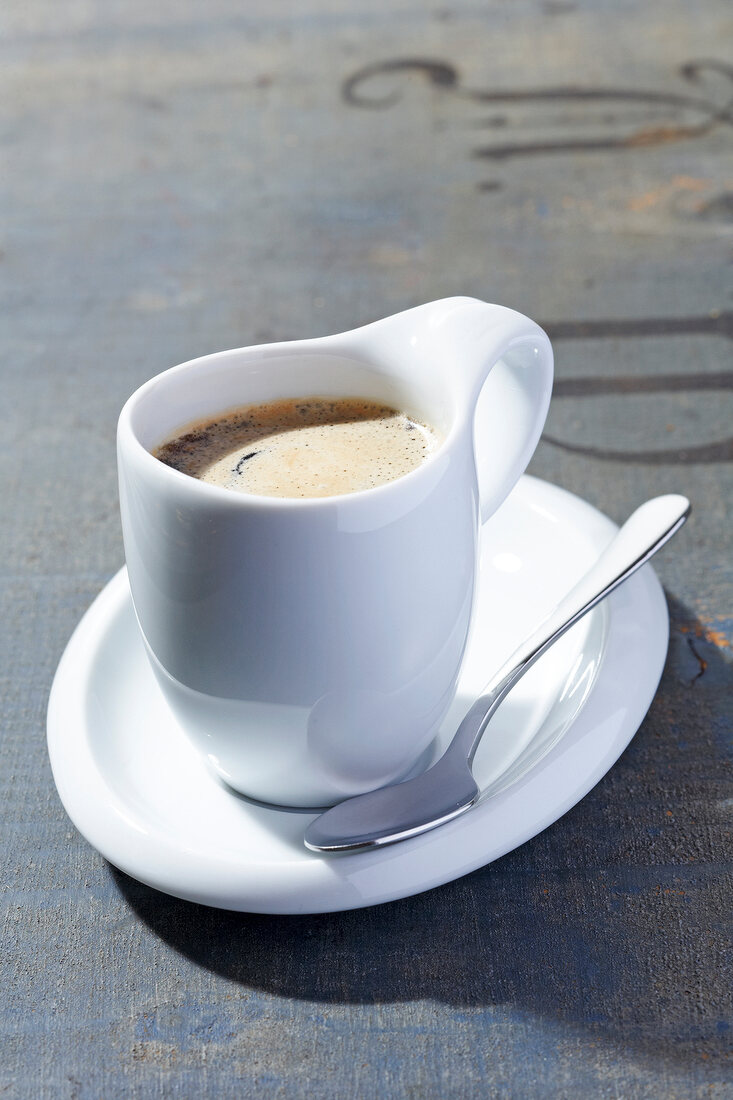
[438,298,554,523]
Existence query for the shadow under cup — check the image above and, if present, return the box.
[117,340,487,808]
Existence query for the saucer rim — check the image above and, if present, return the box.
[47,476,669,913]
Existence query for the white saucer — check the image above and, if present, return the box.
[47,476,669,914]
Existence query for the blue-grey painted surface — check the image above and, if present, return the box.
[1,1,731,1096]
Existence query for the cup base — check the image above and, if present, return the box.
[211,734,443,813]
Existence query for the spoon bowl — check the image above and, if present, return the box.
[305,752,480,852]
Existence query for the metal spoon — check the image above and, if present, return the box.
[304,494,690,853]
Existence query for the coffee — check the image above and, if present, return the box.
[153,396,440,498]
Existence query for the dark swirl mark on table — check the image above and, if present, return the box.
[342,58,733,166]
[543,313,733,343]
[540,313,733,465]
[540,435,733,466]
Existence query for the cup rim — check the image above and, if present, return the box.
[117,340,463,512]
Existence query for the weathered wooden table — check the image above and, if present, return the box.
[2,1,731,1096]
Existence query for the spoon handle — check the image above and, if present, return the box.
[448,494,690,766]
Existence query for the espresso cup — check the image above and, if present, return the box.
[117,297,553,807]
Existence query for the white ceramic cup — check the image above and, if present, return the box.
[117,297,553,807]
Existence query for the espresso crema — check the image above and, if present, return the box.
[153,396,440,499]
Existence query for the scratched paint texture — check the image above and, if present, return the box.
[1,0,731,1097]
